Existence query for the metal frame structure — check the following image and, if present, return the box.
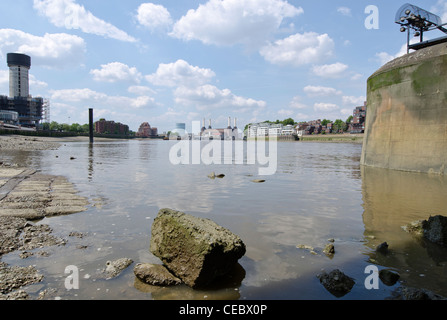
[395,3,447,53]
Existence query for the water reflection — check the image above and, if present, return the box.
[361,166,447,296]
[134,263,246,300]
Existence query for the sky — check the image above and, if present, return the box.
[1,0,447,133]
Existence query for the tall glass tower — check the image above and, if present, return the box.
[7,53,31,98]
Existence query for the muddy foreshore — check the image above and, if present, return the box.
[0,135,93,300]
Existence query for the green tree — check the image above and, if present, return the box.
[346,115,353,124]
[49,121,61,131]
[41,122,50,131]
[282,118,295,126]
[333,119,347,133]
[70,123,82,133]
[321,119,331,126]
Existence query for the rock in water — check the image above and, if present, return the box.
[134,263,182,286]
[150,208,246,288]
[403,215,447,247]
[423,215,447,246]
[318,269,355,298]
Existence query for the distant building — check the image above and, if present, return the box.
[0,53,44,127]
[199,117,241,140]
[136,122,158,138]
[349,102,367,133]
[95,118,129,135]
[247,122,297,138]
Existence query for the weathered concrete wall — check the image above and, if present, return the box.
[361,43,447,175]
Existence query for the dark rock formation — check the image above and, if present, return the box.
[403,215,447,247]
[318,269,355,298]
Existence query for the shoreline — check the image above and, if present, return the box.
[299,133,364,144]
[0,137,91,299]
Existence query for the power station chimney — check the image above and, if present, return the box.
[208,119,212,129]
[7,53,31,98]
[234,117,238,130]
[227,117,232,129]
[201,118,206,132]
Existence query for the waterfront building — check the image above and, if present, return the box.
[0,53,44,128]
[349,102,367,134]
[95,118,129,135]
[0,110,19,126]
[136,122,158,138]
[247,122,297,138]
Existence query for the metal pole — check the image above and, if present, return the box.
[89,108,94,144]
[407,27,410,54]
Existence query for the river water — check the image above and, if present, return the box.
[2,139,447,300]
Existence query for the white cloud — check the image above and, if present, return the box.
[375,40,418,66]
[260,32,334,67]
[0,29,86,68]
[337,7,352,17]
[174,84,266,111]
[342,95,366,106]
[314,102,339,112]
[50,88,156,109]
[289,96,308,110]
[304,85,342,97]
[128,85,157,95]
[146,60,215,87]
[136,3,173,32]
[312,62,348,78]
[431,0,447,23]
[277,109,294,117]
[33,0,137,42]
[29,75,48,89]
[170,0,303,47]
[0,70,8,85]
[341,108,354,117]
[90,62,142,83]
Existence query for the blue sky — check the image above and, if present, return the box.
[1,0,447,133]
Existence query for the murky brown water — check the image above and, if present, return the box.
[2,139,447,300]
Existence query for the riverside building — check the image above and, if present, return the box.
[0,53,45,128]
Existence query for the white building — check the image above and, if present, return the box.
[8,53,31,98]
[247,123,296,138]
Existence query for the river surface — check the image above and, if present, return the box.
[2,139,447,300]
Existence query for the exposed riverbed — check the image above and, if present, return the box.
[1,135,447,300]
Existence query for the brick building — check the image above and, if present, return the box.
[136,122,158,138]
[95,118,129,135]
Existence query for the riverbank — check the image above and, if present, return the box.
[299,133,364,144]
[0,135,125,151]
[0,135,93,299]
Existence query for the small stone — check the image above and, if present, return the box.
[379,269,400,286]
[103,258,133,279]
[323,243,335,256]
[134,263,182,286]
[376,242,389,254]
[207,172,216,179]
[251,179,265,183]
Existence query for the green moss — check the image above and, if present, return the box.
[368,68,403,93]
[411,56,447,95]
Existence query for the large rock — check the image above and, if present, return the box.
[150,208,246,288]
[403,215,447,247]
